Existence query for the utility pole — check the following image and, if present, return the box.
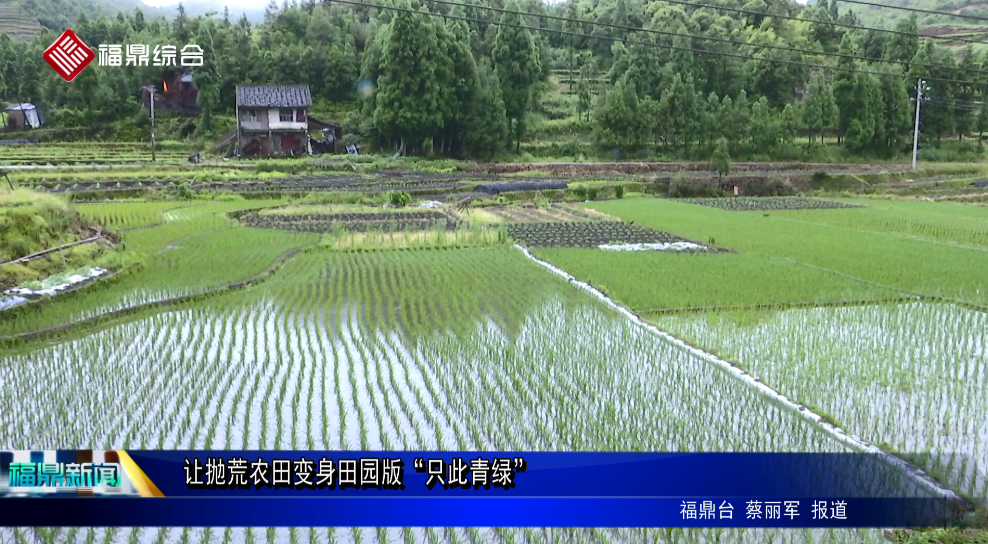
[143,85,157,162]
[912,78,926,171]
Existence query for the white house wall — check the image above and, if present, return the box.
[267,108,307,131]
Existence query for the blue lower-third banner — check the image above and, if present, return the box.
[0,451,975,527]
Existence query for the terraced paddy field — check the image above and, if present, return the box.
[579,198,988,307]
[1,196,984,543]
[533,197,988,506]
[0,143,191,165]
[653,302,988,500]
[0,200,317,340]
[0,247,901,544]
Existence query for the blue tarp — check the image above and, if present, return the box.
[475,181,568,195]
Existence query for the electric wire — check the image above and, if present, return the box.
[838,0,988,24]
[413,0,988,78]
[653,0,988,48]
[330,0,988,87]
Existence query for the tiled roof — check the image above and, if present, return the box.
[236,85,312,108]
[5,103,36,111]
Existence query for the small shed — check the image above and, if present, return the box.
[4,104,44,130]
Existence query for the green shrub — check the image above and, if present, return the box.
[753,175,797,196]
[388,191,412,208]
[177,182,195,200]
[534,191,550,209]
[615,185,625,199]
[340,133,361,149]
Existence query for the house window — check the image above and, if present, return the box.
[279,108,294,122]
[296,109,306,122]
[245,109,257,121]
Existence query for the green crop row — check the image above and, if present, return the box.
[586,198,988,307]
[533,249,901,311]
[655,302,988,500]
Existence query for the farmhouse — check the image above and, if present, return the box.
[142,71,200,113]
[236,84,312,157]
[2,103,44,130]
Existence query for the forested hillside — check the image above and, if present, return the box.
[839,0,988,28]
[0,0,263,41]
[2,0,988,160]
[0,0,163,39]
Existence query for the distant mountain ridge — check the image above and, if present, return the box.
[824,0,988,34]
[0,0,264,41]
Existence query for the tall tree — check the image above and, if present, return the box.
[492,1,541,153]
[373,6,449,154]
[593,80,649,150]
[195,21,221,133]
[780,102,799,144]
[878,67,910,153]
[955,45,978,140]
[0,35,11,102]
[832,34,858,144]
[749,96,779,153]
[802,71,838,144]
[438,19,479,154]
[463,62,509,158]
[884,14,918,67]
[577,55,594,122]
[657,72,701,153]
[711,137,730,179]
[173,3,191,44]
[843,74,884,153]
[809,0,841,51]
[133,8,146,33]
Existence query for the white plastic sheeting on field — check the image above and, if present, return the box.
[0,267,107,312]
[599,242,708,252]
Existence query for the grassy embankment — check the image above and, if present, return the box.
[0,189,119,289]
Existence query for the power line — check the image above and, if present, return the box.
[414,0,988,78]
[330,0,988,87]
[928,103,983,113]
[923,89,988,111]
[838,0,988,24]
[654,0,988,48]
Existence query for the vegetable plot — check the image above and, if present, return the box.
[507,222,717,249]
[241,211,463,233]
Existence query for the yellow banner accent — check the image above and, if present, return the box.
[116,450,165,497]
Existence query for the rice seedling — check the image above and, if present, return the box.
[654,302,988,500]
[587,198,988,306]
[533,249,902,311]
[680,197,862,211]
[770,199,988,249]
[0,217,928,544]
[0,200,315,340]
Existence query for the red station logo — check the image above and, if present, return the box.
[42,30,95,82]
